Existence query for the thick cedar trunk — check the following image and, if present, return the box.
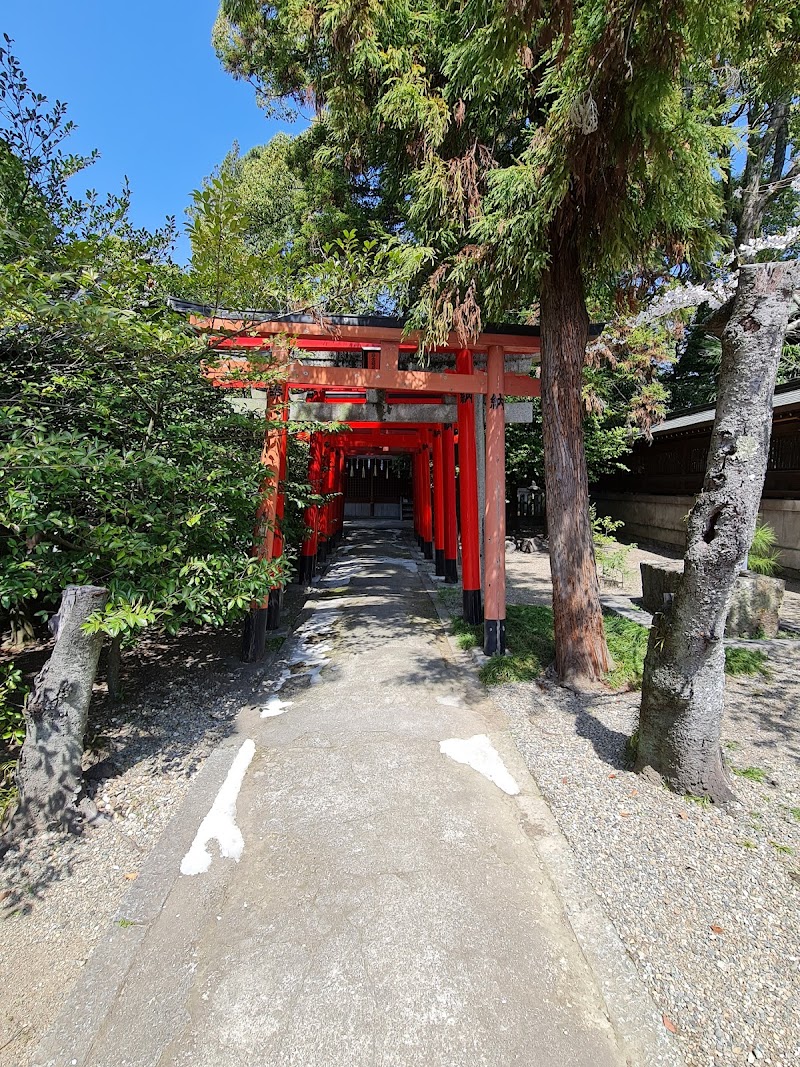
[17,584,108,829]
[540,223,611,688]
[637,262,799,802]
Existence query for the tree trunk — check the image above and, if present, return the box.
[636,261,799,802]
[16,585,109,829]
[106,635,122,702]
[540,220,611,689]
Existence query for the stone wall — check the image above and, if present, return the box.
[594,492,800,577]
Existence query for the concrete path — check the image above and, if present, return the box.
[34,527,628,1067]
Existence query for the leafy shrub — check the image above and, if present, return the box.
[590,506,637,586]
[747,522,780,576]
[0,662,26,749]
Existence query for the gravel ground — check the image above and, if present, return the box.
[493,545,800,1067]
[0,607,300,1067]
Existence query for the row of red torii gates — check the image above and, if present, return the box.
[179,302,543,660]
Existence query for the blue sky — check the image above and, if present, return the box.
[3,1,304,263]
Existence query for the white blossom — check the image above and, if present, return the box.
[634,280,731,325]
[738,225,800,262]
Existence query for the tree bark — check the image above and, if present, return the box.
[636,261,799,802]
[106,635,122,702]
[540,220,611,688]
[16,585,109,829]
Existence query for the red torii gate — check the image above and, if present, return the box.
[176,302,542,659]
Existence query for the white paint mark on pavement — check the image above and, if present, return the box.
[180,740,256,876]
[436,694,463,707]
[260,697,293,718]
[269,668,291,693]
[439,735,520,795]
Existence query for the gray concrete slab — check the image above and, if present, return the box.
[33,529,630,1067]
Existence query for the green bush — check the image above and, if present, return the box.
[747,522,780,576]
[0,662,26,749]
[590,506,637,586]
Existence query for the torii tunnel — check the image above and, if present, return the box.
[177,302,542,661]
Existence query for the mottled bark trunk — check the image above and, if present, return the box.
[16,584,108,829]
[636,261,799,802]
[540,222,611,689]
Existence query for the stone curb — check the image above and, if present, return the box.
[418,565,685,1067]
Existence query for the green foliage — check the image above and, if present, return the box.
[0,243,291,639]
[461,606,771,689]
[724,648,771,678]
[770,840,794,855]
[590,508,637,587]
[604,616,650,689]
[0,759,18,822]
[450,617,480,651]
[454,605,650,688]
[731,765,767,783]
[185,147,429,316]
[0,35,100,260]
[0,662,26,749]
[0,50,292,645]
[624,728,640,768]
[747,522,780,577]
[214,0,747,320]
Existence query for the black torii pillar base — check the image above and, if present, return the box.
[266,587,283,631]
[297,553,316,585]
[241,606,269,663]
[484,619,506,657]
[463,589,483,626]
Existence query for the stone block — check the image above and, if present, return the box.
[639,562,785,637]
[726,573,785,638]
[640,561,683,614]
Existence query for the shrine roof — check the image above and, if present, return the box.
[169,297,603,352]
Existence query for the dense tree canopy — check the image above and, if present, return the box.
[0,44,286,649]
[213,0,761,685]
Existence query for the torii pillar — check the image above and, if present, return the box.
[432,429,446,577]
[420,440,434,559]
[484,344,506,655]
[298,433,323,584]
[456,350,482,624]
[266,387,289,630]
[242,370,288,661]
[442,424,458,584]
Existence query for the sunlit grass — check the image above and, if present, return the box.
[451,605,771,689]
